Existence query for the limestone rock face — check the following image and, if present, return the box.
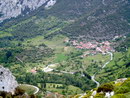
[0,0,57,22]
[0,66,18,94]
[45,0,56,8]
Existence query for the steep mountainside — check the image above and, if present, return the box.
[62,0,130,40]
[0,0,130,41]
[0,0,56,22]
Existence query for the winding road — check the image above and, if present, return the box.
[19,84,39,94]
[42,52,113,88]
[91,74,100,87]
[102,52,113,68]
[31,85,39,94]
[91,52,113,87]
[43,63,75,74]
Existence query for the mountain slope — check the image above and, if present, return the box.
[0,0,130,41]
[0,0,56,22]
[62,0,130,40]
[0,0,104,41]
[73,78,130,98]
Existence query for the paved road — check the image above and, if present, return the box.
[91,52,113,87]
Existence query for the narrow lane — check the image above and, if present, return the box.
[91,52,113,87]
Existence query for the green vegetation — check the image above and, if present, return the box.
[0,32,130,96]
[0,86,36,98]
[19,84,38,95]
[55,53,68,62]
[94,93,104,98]
[95,48,130,84]
[46,83,83,95]
[97,83,114,92]
[0,0,130,97]
[114,80,130,94]
[0,31,12,38]
[73,78,130,98]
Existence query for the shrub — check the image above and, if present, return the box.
[115,86,130,94]
[14,87,25,95]
[97,83,114,92]
[111,94,126,98]
[72,95,81,98]
[114,82,122,87]
[94,93,104,98]
[126,78,130,81]
[122,81,130,87]
[114,81,130,94]
[86,91,92,96]
[30,94,37,98]
[0,91,9,97]
[5,93,12,98]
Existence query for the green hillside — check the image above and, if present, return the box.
[73,78,130,98]
[0,0,130,97]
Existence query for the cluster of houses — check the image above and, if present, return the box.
[72,40,114,54]
[64,38,115,56]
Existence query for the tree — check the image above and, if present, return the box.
[6,51,12,59]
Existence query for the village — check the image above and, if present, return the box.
[64,38,115,58]
[29,36,118,74]
[29,38,116,74]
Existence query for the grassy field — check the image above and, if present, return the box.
[23,34,66,49]
[82,53,110,68]
[54,53,68,62]
[22,34,76,65]
[19,84,38,94]
[46,83,83,95]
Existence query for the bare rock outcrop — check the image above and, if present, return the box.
[0,66,18,94]
[0,0,57,22]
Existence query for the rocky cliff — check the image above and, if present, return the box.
[0,0,56,22]
[0,66,18,94]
